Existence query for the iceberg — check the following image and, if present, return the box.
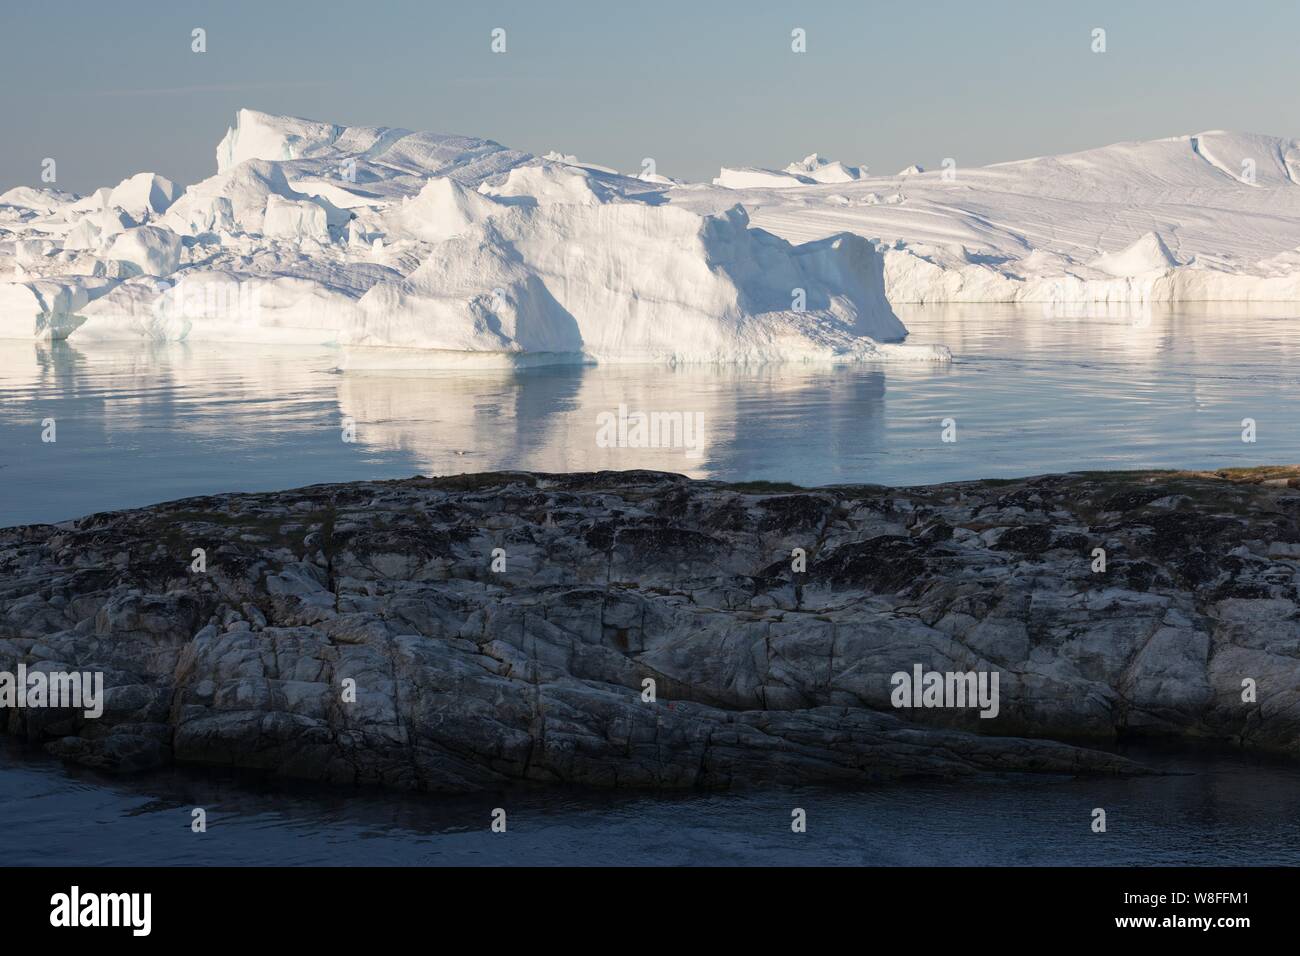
[105,225,183,277]
[479,163,612,207]
[785,153,867,183]
[19,112,1300,363]
[262,195,330,243]
[377,177,499,243]
[0,109,941,366]
[714,153,867,188]
[713,167,814,189]
[0,186,77,216]
[344,202,927,366]
[106,173,179,222]
[1087,231,1180,277]
[674,130,1300,308]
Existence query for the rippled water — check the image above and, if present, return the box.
[3,739,1298,866]
[3,303,1300,527]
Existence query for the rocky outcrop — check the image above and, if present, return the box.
[2,467,1299,791]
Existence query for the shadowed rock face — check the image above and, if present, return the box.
[2,467,1298,791]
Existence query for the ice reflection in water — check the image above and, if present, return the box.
[2,302,1299,527]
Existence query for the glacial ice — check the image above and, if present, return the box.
[713,167,814,189]
[377,177,500,243]
[105,225,183,277]
[685,130,1300,308]
[7,113,1300,365]
[714,154,867,188]
[262,195,330,243]
[1087,232,1180,278]
[479,164,611,207]
[785,153,866,183]
[0,109,936,365]
[106,172,179,222]
[344,202,925,366]
[0,186,77,215]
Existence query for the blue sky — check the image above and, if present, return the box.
[4,0,1298,193]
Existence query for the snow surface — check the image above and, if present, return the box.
[714,167,814,189]
[8,113,1300,363]
[683,130,1300,306]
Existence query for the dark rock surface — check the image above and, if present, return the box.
[3,466,1299,791]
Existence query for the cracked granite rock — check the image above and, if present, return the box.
[2,466,1298,791]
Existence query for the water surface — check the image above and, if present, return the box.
[3,740,1297,866]
[3,303,1299,527]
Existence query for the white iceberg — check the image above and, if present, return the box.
[105,225,183,277]
[713,154,868,189]
[63,218,102,252]
[27,111,1300,361]
[344,203,932,366]
[713,167,814,189]
[479,163,611,207]
[378,177,499,243]
[1088,231,1180,277]
[262,195,330,243]
[0,186,77,215]
[785,153,866,183]
[672,129,1300,307]
[107,173,179,222]
[0,109,938,367]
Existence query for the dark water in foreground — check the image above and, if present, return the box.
[3,741,1298,866]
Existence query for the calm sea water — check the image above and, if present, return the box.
[3,303,1300,865]
[3,739,1299,866]
[3,303,1300,527]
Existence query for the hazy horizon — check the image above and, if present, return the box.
[4,0,1300,194]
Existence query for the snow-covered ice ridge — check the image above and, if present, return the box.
[0,109,938,367]
[4,113,1299,366]
[691,130,1300,307]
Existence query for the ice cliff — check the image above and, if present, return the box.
[0,109,937,366]
[8,113,1300,364]
[688,130,1300,308]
